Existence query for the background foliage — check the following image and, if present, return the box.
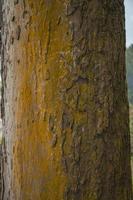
[126,44,133,179]
[126,44,133,104]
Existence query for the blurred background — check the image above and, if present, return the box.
[125,0,133,179]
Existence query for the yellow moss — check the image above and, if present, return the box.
[12,1,72,199]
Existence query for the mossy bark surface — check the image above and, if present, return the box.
[0,0,132,200]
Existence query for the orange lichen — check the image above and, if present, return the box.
[12,0,72,199]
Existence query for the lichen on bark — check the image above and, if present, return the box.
[0,0,132,200]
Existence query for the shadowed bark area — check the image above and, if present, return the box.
[0,0,132,200]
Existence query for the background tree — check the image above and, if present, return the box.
[126,44,133,178]
[0,0,132,200]
[126,44,133,104]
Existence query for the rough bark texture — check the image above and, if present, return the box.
[0,0,132,200]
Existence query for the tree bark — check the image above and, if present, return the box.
[1,0,132,200]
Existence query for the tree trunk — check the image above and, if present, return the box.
[0,0,132,200]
